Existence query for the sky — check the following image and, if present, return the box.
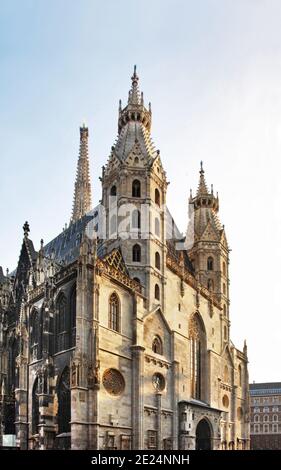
[0,0,281,383]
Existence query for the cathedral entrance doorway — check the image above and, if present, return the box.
[195,419,212,450]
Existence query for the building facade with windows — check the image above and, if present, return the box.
[0,68,249,450]
[250,383,281,449]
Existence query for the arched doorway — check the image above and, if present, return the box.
[196,419,212,450]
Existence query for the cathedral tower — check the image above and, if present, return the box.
[101,66,168,310]
[188,163,230,345]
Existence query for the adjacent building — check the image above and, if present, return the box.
[250,382,281,450]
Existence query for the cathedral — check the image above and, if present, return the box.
[0,67,250,450]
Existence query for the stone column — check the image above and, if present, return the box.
[71,237,96,449]
[131,345,145,449]
[15,352,28,449]
[232,384,237,448]
[156,392,162,449]
[172,360,179,449]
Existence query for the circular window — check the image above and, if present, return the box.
[222,394,229,408]
[152,373,165,391]
[237,407,243,421]
[102,368,125,396]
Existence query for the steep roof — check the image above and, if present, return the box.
[44,214,95,264]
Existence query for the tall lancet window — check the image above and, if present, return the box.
[32,378,39,435]
[132,179,141,197]
[109,293,120,332]
[69,285,76,348]
[30,309,39,361]
[189,313,206,400]
[55,294,67,352]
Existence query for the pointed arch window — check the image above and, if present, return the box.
[55,294,67,353]
[132,209,141,229]
[109,293,120,332]
[224,325,227,341]
[189,314,206,400]
[154,284,160,300]
[30,309,40,361]
[57,367,71,436]
[7,336,18,397]
[207,257,214,270]
[152,336,163,355]
[32,378,39,435]
[132,244,141,262]
[155,252,160,270]
[223,261,226,276]
[110,185,117,196]
[155,188,160,206]
[238,364,242,387]
[132,179,141,197]
[70,285,76,348]
[155,217,160,237]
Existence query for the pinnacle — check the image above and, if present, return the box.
[71,126,92,222]
[196,161,209,195]
[128,64,140,105]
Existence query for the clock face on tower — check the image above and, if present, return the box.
[152,373,165,392]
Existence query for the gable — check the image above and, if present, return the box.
[221,343,235,368]
[201,219,220,241]
[150,154,166,181]
[124,141,147,168]
[143,307,171,359]
[220,229,229,249]
[103,248,129,275]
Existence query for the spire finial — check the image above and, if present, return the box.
[132,64,137,79]
[23,221,30,238]
[196,161,209,195]
[128,65,140,105]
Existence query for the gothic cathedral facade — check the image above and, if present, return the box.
[0,68,250,450]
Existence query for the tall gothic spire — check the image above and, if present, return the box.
[71,124,92,222]
[189,162,219,211]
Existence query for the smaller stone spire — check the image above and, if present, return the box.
[197,161,209,195]
[118,65,152,134]
[128,65,140,105]
[190,163,219,214]
[71,124,92,222]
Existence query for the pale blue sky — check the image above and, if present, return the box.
[1,0,281,382]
